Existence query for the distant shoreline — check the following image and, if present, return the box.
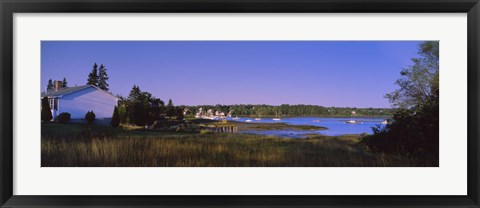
[232,115,392,119]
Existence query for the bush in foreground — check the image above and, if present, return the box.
[56,112,71,124]
[85,111,96,124]
[361,94,439,166]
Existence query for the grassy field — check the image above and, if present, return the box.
[41,123,431,167]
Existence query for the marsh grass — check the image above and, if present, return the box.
[41,123,430,167]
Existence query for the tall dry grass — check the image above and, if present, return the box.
[41,123,429,167]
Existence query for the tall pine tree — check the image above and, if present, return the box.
[47,79,54,90]
[41,97,52,122]
[111,106,120,127]
[126,85,146,126]
[87,63,99,86]
[166,99,175,118]
[62,77,68,87]
[98,64,109,91]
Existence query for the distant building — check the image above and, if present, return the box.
[41,81,119,125]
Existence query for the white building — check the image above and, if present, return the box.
[41,81,119,125]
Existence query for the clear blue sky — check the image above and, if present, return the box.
[41,41,422,108]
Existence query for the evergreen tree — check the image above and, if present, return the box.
[127,85,142,101]
[122,85,167,126]
[111,106,120,127]
[175,106,184,120]
[126,85,146,126]
[166,99,175,118]
[98,64,109,91]
[87,63,99,86]
[47,79,54,90]
[62,77,68,87]
[148,97,165,124]
[41,97,52,122]
[117,96,128,124]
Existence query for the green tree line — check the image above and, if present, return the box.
[182,104,394,117]
[118,85,184,126]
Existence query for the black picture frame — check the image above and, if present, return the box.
[1,0,479,207]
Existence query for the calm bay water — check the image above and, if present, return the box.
[233,117,387,138]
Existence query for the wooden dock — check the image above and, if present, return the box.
[204,124,238,133]
[201,120,238,133]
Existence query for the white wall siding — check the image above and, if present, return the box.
[59,87,118,119]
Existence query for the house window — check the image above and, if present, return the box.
[49,98,58,110]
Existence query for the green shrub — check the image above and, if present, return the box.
[361,95,439,165]
[85,111,96,124]
[56,112,71,124]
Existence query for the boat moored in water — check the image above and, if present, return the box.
[346,120,362,124]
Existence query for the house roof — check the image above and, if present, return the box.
[41,85,119,100]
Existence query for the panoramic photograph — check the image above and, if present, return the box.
[40,41,439,167]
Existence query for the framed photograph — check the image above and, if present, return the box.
[1,0,479,207]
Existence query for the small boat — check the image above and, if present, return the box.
[346,111,362,124]
[272,110,281,121]
[232,117,240,120]
[346,120,362,124]
[255,113,262,121]
[381,120,389,125]
[245,119,252,122]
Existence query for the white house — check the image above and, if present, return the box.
[41,81,119,125]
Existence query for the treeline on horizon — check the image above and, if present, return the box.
[181,104,394,117]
